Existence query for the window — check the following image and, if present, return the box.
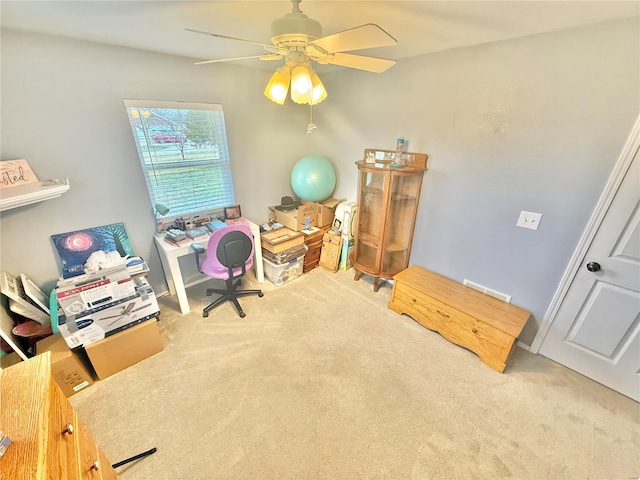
[123,99,235,219]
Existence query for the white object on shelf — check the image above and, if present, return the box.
[0,178,70,211]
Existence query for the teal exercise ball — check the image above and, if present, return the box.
[291,156,336,202]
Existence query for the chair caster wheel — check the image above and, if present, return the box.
[239,312,246,318]
[258,292,264,298]
[203,312,209,318]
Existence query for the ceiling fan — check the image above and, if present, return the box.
[187,0,397,106]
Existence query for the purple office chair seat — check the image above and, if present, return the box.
[193,224,263,318]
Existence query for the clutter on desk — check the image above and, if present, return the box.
[185,227,208,241]
[166,228,186,240]
[223,204,242,220]
[205,220,227,232]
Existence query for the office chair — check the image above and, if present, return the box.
[193,224,263,318]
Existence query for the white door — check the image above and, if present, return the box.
[539,146,640,401]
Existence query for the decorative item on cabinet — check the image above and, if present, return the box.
[351,149,428,291]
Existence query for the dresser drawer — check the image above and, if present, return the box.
[1,353,119,480]
[50,381,81,477]
[304,247,322,264]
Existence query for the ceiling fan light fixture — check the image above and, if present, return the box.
[264,67,291,105]
[290,65,313,104]
[309,72,327,105]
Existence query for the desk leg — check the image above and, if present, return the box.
[156,243,176,296]
[168,255,191,315]
[250,224,265,283]
[156,246,191,315]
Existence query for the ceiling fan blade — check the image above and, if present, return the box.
[107,316,125,327]
[323,53,396,73]
[129,304,152,314]
[309,24,397,55]
[195,54,283,66]
[186,28,275,50]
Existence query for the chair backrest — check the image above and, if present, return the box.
[201,224,255,280]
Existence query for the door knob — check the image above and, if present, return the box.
[586,262,601,272]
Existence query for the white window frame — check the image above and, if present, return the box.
[123,99,235,221]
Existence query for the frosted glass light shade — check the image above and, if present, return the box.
[290,66,313,104]
[264,68,290,105]
[310,72,327,105]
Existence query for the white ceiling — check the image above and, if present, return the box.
[1,1,638,72]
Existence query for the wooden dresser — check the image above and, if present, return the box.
[303,226,330,273]
[388,266,530,372]
[0,353,118,479]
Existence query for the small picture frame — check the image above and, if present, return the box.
[224,204,241,220]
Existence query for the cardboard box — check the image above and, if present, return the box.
[303,198,345,228]
[274,203,317,231]
[36,334,94,397]
[56,265,135,316]
[339,237,355,271]
[261,227,304,253]
[332,202,357,240]
[57,276,159,350]
[85,318,163,380]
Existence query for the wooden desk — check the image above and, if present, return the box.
[154,218,264,315]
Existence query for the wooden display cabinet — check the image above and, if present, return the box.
[352,148,428,291]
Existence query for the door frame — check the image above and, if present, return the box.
[530,115,640,353]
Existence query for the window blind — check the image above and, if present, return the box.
[123,99,235,218]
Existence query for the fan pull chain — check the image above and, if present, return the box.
[307,105,317,134]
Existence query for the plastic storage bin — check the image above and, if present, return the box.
[263,255,304,286]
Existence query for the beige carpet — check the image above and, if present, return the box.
[70,267,640,480]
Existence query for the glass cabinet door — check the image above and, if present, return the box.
[354,168,386,271]
[352,152,427,292]
[380,172,421,276]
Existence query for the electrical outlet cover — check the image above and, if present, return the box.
[517,211,542,230]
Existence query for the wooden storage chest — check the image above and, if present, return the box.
[388,266,530,372]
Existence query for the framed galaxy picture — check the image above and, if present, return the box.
[51,223,135,278]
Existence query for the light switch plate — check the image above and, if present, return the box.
[517,211,542,230]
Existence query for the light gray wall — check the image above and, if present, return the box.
[0,29,316,293]
[310,18,639,344]
[1,17,638,345]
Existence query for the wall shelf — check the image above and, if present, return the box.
[0,178,70,211]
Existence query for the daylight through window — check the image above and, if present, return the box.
[123,99,235,219]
